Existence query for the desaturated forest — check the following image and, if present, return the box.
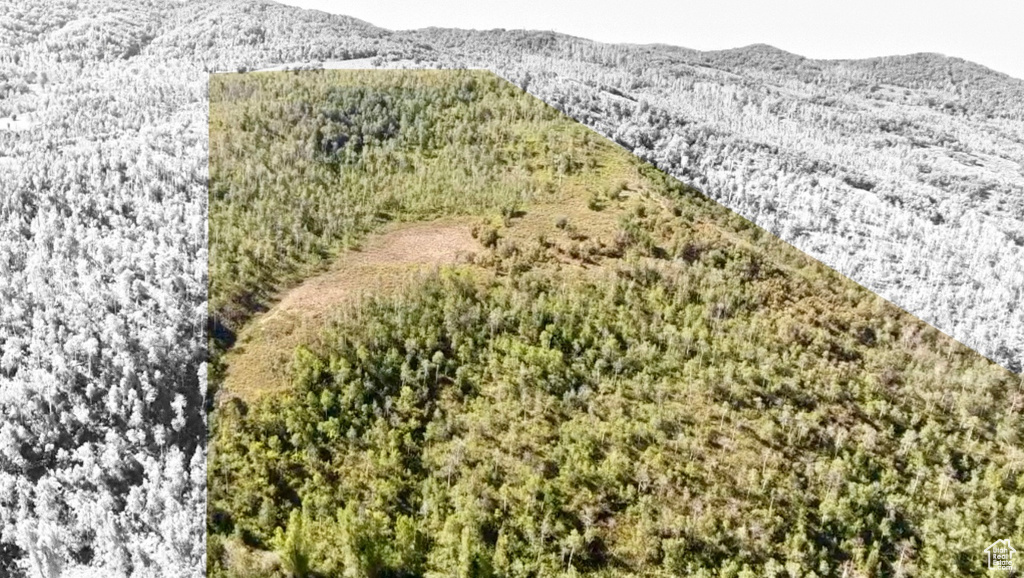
[207,69,1022,578]
[1,0,1021,576]
[0,1,403,576]
[0,2,212,577]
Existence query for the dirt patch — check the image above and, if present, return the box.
[268,222,477,320]
[221,220,479,401]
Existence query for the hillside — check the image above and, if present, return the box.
[399,28,1024,372]
[193,10,1024,371]
[0,0,1021,575]
[207,69,1022,578]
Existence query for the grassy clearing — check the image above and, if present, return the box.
[221,219,480,401]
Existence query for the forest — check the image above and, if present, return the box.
[194,2,1024,372]
[208,69,1023,578]
[401,34,1024,374]
[208,69,577,355]
[0,1,407,575]
[0,2,211,577]
[2,0,1022,576]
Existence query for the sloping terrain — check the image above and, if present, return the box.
[200,8,1024,372]
[208,70,1022,578]
[1,0,1022,575]
[403,33,1024,372]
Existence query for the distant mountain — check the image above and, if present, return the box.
[150,0,393,67]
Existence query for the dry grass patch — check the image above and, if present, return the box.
[220,219,480,402]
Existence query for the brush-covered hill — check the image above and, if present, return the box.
[2,0,1021,575]
[397,27,1024,372]
[163,1,1024,371]
[207,69,1022,578]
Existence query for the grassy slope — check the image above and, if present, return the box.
[208,70,1022,578]
[211,70,590,326]
[209,69,643,390]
